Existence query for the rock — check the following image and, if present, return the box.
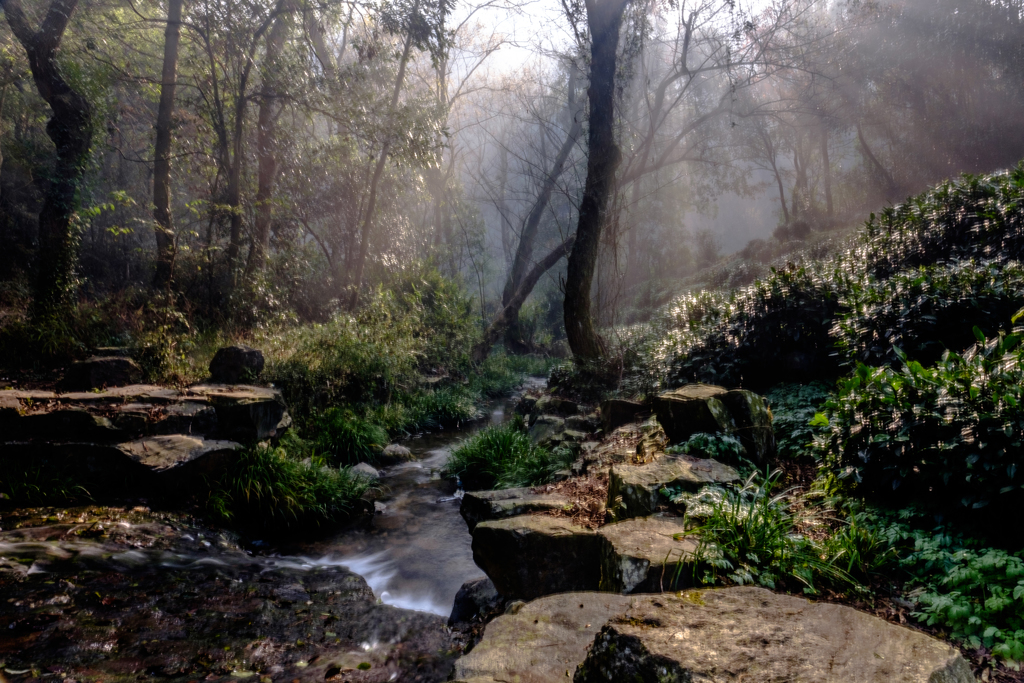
[653,384,774,464]
[533,395,579,417]
[378,443,414,466]
[565,414,599,433]
[448,577,503,626]
[528,415,564,444]
[460,488,570,531]
[574,587,974,683]
[13,409,125,442]
[208,345,265,383]
[472,516,602,599]
[452,592,632,683]
[61,356,142,391]
[515,395,538,417]
[152,402,219,436]
[607,455,739,520]
[351,462,380,479]
[597,516,696,593]
[634,416,668,463]
[600,398,649,432]
[186,384,291,441]
[118,435,242,489]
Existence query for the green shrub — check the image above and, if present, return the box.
[666,432,744,462]
[834,260,1024,368]
[470,352,552,398]
[818,331,1024,514]
[206,443,372,534]
[765,383,831,459]
[442,419,573,490]
[851,510,1024,665]
[310,408,390,466]
[684,470,853,594]
[413,385,481,429]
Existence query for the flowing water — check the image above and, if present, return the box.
[273,402,513,617]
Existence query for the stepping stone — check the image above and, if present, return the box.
[451,592,632,683]
[461,488,570,531]
[471,516,601,600]
[597,516,697,594]
[185,384,291,440]
[600,398,649,432]
[575,587,974,683]
[654,383,775,463]
[608,455,739,519]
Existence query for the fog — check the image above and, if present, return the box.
[1,0,1023,346]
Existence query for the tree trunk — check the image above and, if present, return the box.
[472,236,575,363]
[348,25,415,310]
[2,0,93,317]
[856,123,897,201]
[152,0,183,290]
[820,125,833,219]
[502,72,582,353]
[563,0,629,361]
[246,3,292,276]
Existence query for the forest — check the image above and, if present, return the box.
[2,0,1024,681]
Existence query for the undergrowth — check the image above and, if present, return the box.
[442,418,575,490]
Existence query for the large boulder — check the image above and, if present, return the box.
[451,592,632,683]
[61,356,142,391]
[208,344,265,383]
[575,587,974,683]
[607,455,739,519]
[472,516,602,599]
[653,384,775,463]
[461,487,570,531]
[596,516,696,594]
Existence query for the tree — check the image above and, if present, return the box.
[152,0,184,290]
[563,0,630,361]
[1,0,93,317]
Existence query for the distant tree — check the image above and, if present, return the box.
[1,0,93,318]
[152,0,184,290]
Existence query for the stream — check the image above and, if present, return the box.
[272,394,518,617]
[0,382,541,682]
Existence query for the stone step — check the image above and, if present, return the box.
[0,383,290,443]
[607,454,739,519]
[470,514,698,600]
[0,434,242,498]
[453,588,972,683]
[460,487,571,531]
[597,516,696,594]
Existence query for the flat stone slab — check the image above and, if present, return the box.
[472,516,601,600]
[608,455,739,519]
[461,487,570,531]
[452,592,632,683]
[575,587,974,683]
[118,434,241,476]
[0,384,289,442]
[597,516,696,594]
